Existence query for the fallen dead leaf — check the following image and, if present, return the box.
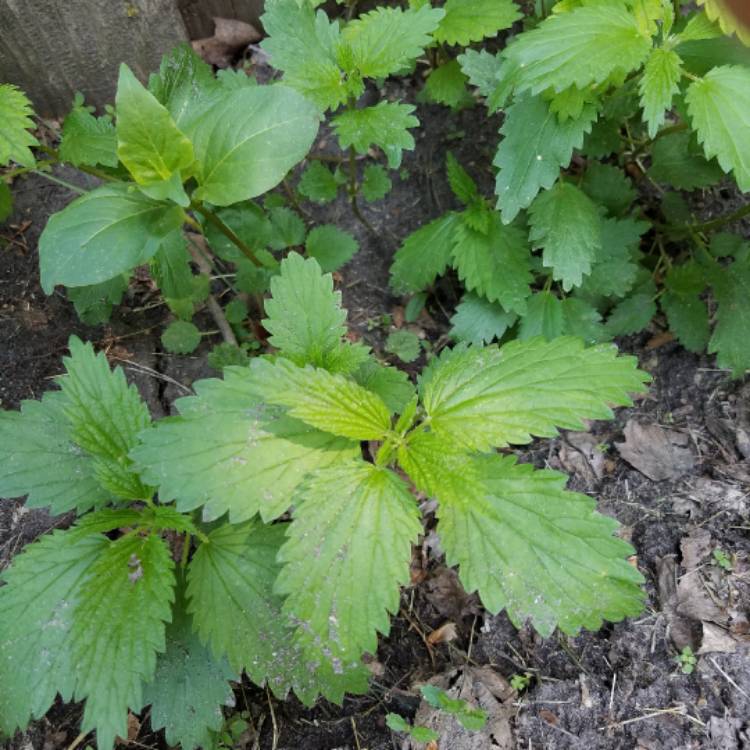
[558,432,606,482]
[424,567,482,622]
[616,420,695,481]
[192,17,261,66]
[428,622,458,646]
[698,622,737,654]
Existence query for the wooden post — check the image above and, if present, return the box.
[0,0,189,117]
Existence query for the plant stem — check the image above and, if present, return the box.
[190,201,262,267]
[346,145,376,233]
[678,202,750,234]
[31,169,87,194]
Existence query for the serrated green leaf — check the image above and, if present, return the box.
[39,183,183,293]
[351,357,416,414]
[68,275,129,326]
[696,0,750,45]
[249,357,392,440]
[277,462,421,661]
[446,152,480,206]
[528,181,602,290]
[423,60,472,110]
[452,214,533,314]
[450,293,516,345]
[152,230,193,300]
[661,290,710,352]
[361,163,392,202]
[390,213,461,293]
[421,337,649,452]
[581,162,636,216]
[161,320,201,354]
[269,206,306,249]
[436,454,644,636]
[115,64,193,205]
[385,330,421,363]
[208,343,250,370]
[298,161,339,203]
[143,582,235,750]
[187,86,319,206]
[494,94,597,223]
[581,116,622,158]
[648,130,725,190]
[188,521,369,704]
[333,102,418,168]
[518,292,564,340]
[305,224,359,272]
[261,0,349,110]
[605,290,657,335]
[561,297,607,344]
[59,104,118,168]
[676,11,723,44]
[638,47,682,138]
[204,202,273,262]
[131,367,358,522]
[224,298,248,325]
[686,65,750,191]
[708,254,750,376]
[341,5,444,78]
[434,0,521,45]
[0,84,38,167]
[508,4,651,95]
[457,48,502,99]
[0,531,107,735]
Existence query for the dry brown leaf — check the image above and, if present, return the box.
[192,17,261,67]
[427,622,458,645]
[424,567,481,622]
[616,420,694,481]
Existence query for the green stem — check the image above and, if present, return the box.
[675,202,750,234]
[190,201,262,267]
[31,169,87,194]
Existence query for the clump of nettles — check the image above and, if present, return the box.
[0,253,648,749]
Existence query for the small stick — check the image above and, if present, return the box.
[709,657,750,700]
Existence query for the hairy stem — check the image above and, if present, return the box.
[347,145,376,233]
[190,201,262,267]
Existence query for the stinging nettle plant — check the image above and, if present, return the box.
[1,252,649,749]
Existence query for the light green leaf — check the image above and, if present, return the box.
[639,47,682,137]
[305,224,359,272]
[708,255,750,376]
[298,161,339,203]
[686,65,750,191]
[580,162,636,216]
[39,183,183,293]
[648,130,724,189]
[421,337,649,452]
[277,462,422,661]
[423,60,472,110]
[436,454,644,636]
[248,358,392,440]
[508,4,651,95]
[261,0,349,110]
[361,163,392,202]
[57,336,151,500]
[116,64,193,205]
[389,213,461,293]
[188,521,369,703]
[434,0,521,45]
[161,320,201,354]
[457,48,502,99]
[352,358,416,414]
[696,0,750,45]
[518,292,564,340]
[528,181,602,290]
[131,367,358,522]
[152,230,193,300]
[341,4,444,78]
[143,583,235,750]
[333,102,418,168]
[0,531,107,735]
[0,84,38,167]
[494,94,597,223]
[675,10,723,44]
[188,86,319,206]
[450,293,516,344]
[71,533,175,750]
[452,213,533,314]
[59,104,117,168]
[385,330,421,363]
[0,392,106,515]
[446,152,480,206]
[268,206,306,250]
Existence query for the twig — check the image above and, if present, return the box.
[709,657,750,700]
[598,704,705,731]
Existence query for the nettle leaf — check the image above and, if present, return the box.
[450,293,517,345]
[249,358,392,441]
[187,86,319,206]
[661,263,710,353]
[59,104,117,168]
[352,358,416,414]
[333,102,418,168]
[390,213,461,293]
[68,534,174,750]
[696,0,750,45]
[507,4,651,95]
[306,224,359,272]
[708,254,750,376]
[0,392,106,515]
[433,0,521,46]
[452,214,533,314]
[161,320,202,354]
[446,152,480,206]
[0,83,38,167]
[458,48,502,100]
[68,276,128,326]
[421,338,648,452]
[385,330,421,363]
[648,130,724,189]
[605,284,657,336]
[686,65,750,192]
[436,454,644,636]
[494,94,597,223]
[153,230,193,300]
[528,181,602,291]
[517,292,564,341]
[675,10,723,44]
[39,183,183,293]
[58,336,151,499]
[298,161,339,203]
[203,203,273,262]
[143,583,235,750]
[188,521,369,704]
[131,368,358,523]
[581,162,636,217]
[268,206,306,250]
[116,64,193,206]
[423,60,472,110]
[560,297,607,345]
[340,4,444,79]
[0,531,107,736]
[638,47,682,138]
[277,462,421,661]
[261,0,348,110]
[361,163,392,202]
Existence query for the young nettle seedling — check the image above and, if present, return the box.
[0,253,648,749]
[676,646,698,674]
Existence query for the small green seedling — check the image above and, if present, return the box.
[386,713,439,744]
[676,646,697,674]
[510,672,533,692]
[420,685,487,731]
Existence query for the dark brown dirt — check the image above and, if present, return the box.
[2,86,749,750]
